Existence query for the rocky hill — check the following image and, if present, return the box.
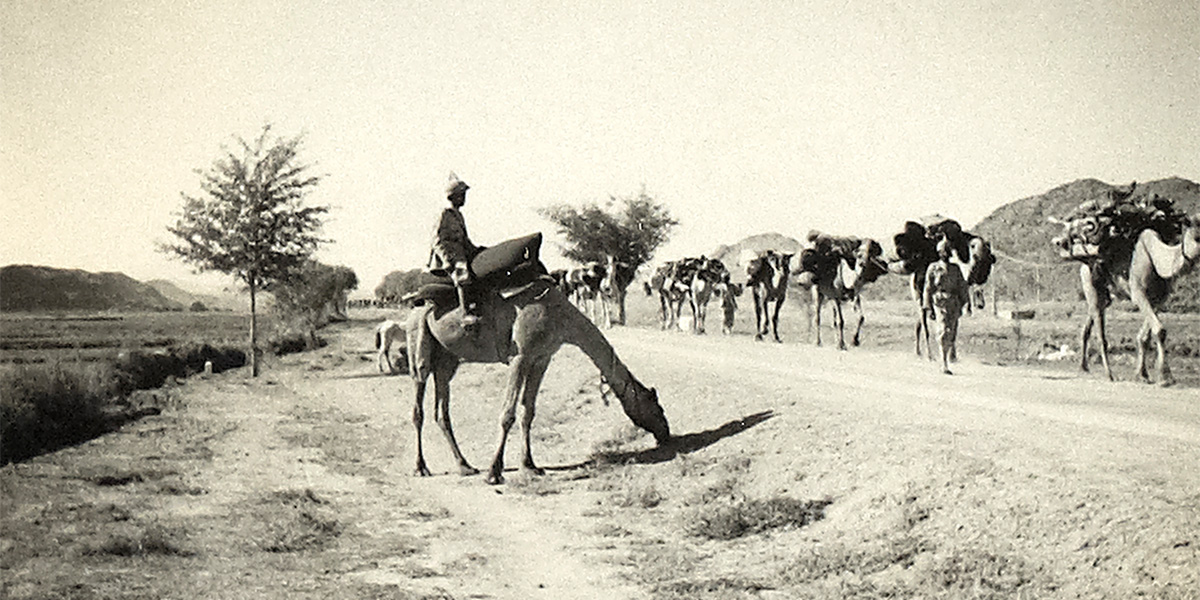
[972,177,1200,308]
[708,232,803,282]
[0,265,183,312]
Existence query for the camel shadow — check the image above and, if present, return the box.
[334,371,407,380]
[549,410,776,472]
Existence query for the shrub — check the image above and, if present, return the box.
[2,344,246,463]
[1,361,112,462]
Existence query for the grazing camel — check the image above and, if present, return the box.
[406,269,671,484]
[798,233,889,350]
[688,257,729,334]
[1076,218,1200,385]
[746,250,794,342]
[374,319,405,374]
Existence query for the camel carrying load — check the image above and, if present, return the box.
[1048,182,1200,385]
[794,231,889,349]
[1051,183,1190,262]
[887,216,995,360]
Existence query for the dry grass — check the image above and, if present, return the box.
[683,496,833,541]
[252,489,343,553]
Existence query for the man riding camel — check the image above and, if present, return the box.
[923,237,970,375]
[428,172,481,325]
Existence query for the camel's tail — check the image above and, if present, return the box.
[374,329,382,350]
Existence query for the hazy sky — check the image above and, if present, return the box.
[3,0,1197,295]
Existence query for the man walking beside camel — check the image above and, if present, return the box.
[923,238,970,375]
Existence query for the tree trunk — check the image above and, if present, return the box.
[250,281,260,377]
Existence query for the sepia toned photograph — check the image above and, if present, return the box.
[2,1,1198,598]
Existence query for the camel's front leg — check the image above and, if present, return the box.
[432,356,478,476]
[487,356,532,485]
[519,357,553,475]
[851,296,865,347]
[753,294,766,341]
[771,297,785,343]
[1132,291,1175,386]
[1095,309,1114,381]
[833,301,847,351]
[1135,318,1153,382]
[812,290,824,346]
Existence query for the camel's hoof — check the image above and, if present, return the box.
[852,339,861,347]
[459,465,480,476]
[1159,379,1176,388]
[485,472,505,485]
[522,465,546,476]
[773,338,783,344]
[943,369,953,375]
[415,465,432,477]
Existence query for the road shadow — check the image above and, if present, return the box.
[549,410,776,472]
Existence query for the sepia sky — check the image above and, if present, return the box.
[2,0,1198,295]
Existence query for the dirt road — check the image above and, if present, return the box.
[3,318,1198,599]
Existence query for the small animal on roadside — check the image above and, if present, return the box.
[374,319,405,374]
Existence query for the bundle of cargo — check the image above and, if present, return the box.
[794,230,887,287]
[888,215,972,276]
[1050,183,1188,261]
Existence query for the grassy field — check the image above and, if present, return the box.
[0,311,266,365]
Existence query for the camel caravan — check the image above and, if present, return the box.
[378,173,1195,485]
[1050,182,1200,385]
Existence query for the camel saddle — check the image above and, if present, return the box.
[407,232,551,305]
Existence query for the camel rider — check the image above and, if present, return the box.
[923,237,970,375]
[428,173,481,325]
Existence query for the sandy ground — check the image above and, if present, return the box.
[3,309,1199,599]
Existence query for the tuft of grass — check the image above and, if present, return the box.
[653,576,772,599]
[612,483,665,509]
[685,496,832,541]
[254,488,343,553]
[84,524,193,557]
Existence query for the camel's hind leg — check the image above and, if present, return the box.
[518,357,553,475]
[408,310,435,476]
[432,355,478,475]
[1079,263,1114,381]
[411,374,432,477]
[487,354,535,485]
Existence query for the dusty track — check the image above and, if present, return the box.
[3,317,1198,599]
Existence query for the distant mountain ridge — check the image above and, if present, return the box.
[1,265,183,312]
[147,279,246,312]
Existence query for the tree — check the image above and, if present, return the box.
[375,268,426,305]
[270,261,358,348]
[540,188,678,324]
[160,126,328,376]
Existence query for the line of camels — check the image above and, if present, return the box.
[391,200,1199,484]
